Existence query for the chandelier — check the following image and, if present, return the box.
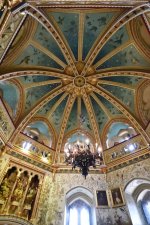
[64,133,103,178]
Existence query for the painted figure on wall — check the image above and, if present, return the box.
[0,167,17,213]
[22,175,39,220]
[96,190,108,207]
[9,171,29,214]
[111,188,124,207]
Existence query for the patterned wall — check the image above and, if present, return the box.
[35,158,150,225]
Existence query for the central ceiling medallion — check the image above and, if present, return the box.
[74,76,86,87]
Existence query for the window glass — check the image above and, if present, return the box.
[69,207,78,225]
[68,200,91,225]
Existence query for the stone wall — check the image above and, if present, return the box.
[35,172,132,225]
[106,158,150,188]
[0,156,149,225]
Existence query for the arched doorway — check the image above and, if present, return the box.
[125,178,150,225]
[64,187,96,225]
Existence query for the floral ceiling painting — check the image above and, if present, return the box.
[0,7,150,156]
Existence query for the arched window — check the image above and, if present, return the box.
[68,199,91,225]
[125,178,150,225]
[138,190,150,225]
[65,187,96,225]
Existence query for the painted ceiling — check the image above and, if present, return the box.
[0,7,150,153]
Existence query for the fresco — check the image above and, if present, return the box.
[51,95,69,133]
[93,93,122,115]
[80,99,92,132]
[65,99,78,133]
[94,25,129,64]
[18,75,52,84]
[24,121,52,147]
[15,45,63,69]
[34,23,66,63]
[83,12,115,60]
[90,96,108,132]
[24,83,61,114]
[100,76,142,86]
[0,81,19,119]
[98,44,150,69]
[37,92,65,116]
[100,84,135,113]
[51,12,79,60]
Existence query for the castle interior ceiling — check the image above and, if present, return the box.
[0,0,150,173]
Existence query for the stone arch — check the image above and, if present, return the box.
[65,186,96,225]
[124,178,150,225]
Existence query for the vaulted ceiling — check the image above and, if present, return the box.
[0,3,150,158]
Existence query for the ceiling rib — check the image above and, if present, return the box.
[94,41,132,69]
[90,92,112,119]
[98,80,135,91]
[82,88,102,150]
[88,83,150,144]
[81,3,150,76]
[86,70,150,80]
[49,14,76,67]
[54,91,76,162]
[24,79,62,90]
[9,83,72,143]
[0,70,73,81]
[78,13,85,62]
[22,4,79,76]
[77,96,82,128]
[30,40,67,69]
[47,92,69,119]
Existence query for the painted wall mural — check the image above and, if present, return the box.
[51,12,79,60]
[92,93,122,115]
[24,83,61,114]
[34,23,66,64]
[34,158,150,225]
[90,96,108,132]
[34,171,136,225]
[94,25,129,64]
[37,92,65,116]
[83,12,115,60]
[0,81,20,119]
[98,45,150,70]
[51,95,69,133]
[80,99,92,132]
[100,84,135,113]
[65,99,78,133]
[15,45,63,69]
